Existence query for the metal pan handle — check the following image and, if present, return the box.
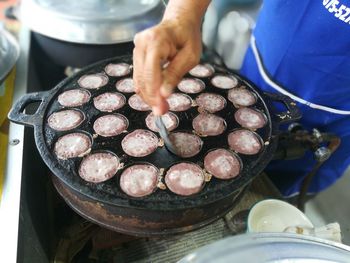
[8,91,49,127]
[264,92,302,124]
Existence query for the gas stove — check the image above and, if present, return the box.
[2,27,340,263]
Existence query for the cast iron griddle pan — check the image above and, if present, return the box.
[8,55,301,210]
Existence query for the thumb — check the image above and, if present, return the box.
[160,48,199,97]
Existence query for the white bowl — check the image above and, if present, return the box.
[247,199,313,233]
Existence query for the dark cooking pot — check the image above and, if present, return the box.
[20,0,165,67]
[32,33,134,68]
[8,55,301,236]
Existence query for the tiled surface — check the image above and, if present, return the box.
[305,167,350,245]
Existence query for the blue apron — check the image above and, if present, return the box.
[240,0,350,197]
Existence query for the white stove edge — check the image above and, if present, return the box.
[0,26,30,263]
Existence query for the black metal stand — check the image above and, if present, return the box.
[273,123,341,211]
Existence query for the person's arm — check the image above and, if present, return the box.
[133,0,211,115]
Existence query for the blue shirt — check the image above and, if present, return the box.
[255,0,350,112]
[241,0,350,196]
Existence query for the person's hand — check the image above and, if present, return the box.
[133,18,202,115]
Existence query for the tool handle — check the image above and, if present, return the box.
[264,92,302,124]
[8,91,49,127]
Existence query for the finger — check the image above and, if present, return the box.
[152,98,169,116]
[142,46,171,115]
[132,48,144,94]
[137,90,168,116]
[133,35,146,94]
[160,47,200,97]
[141,44,170,106]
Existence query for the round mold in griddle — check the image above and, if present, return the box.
[128,94,151,111]
[54,132,92,160]
[105,63,131,77]
[211,74,238,90]
[165,162,205,196]
[119,163,159,198]
[93,113,128,137]
[58,89,91,107]
[204,149,242,180]
[167,93,192,112]
[228,86,257,107]
[189,64,215,78]
[195,93,227,113]
[115,77,134,93]
[93,92,126,112]
[192,113,226,137]
[78,73,109,89]
[168,131,203,158]
[121,129,159,157]
[78,151,120,183]
[47,109,85,131]
[177,78,205,94]
[227,129,263,155]
[234,107,267,130]
[145,112,179,132]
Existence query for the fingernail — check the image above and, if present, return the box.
[160,84,173,97]
[152,106,162,116]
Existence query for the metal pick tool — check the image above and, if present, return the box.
[155,116,178,155]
